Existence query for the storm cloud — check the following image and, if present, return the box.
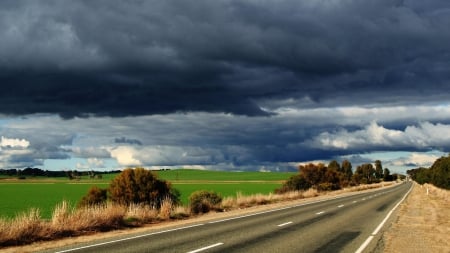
[1,0,449,117]
[1,0,449,172]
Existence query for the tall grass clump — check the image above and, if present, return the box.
[0,208,43,246]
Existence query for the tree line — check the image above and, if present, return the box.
[276,159,397,193]
[407,154,450,190]
[0,168,121,179]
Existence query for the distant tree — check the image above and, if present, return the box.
[299,163,327,187]
[375,160,383,179]
[328,160,340,172]
[429,156,450,189]
[383,168,394,181]
[276,174,311,193]
[355,163,375,184]
[341,159,353,180]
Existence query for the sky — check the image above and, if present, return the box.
[1,0,450,174]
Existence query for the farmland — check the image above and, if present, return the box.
[0,169,295,219]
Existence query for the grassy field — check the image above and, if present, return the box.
[0,169,295,219]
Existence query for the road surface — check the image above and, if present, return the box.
[45,182,412,253]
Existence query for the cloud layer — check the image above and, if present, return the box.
[1,1,449,172]
[1,0,450,118]
[1,105,449,172]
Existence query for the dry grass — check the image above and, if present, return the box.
[125,204,159,224]
[0,208,43,246]
[220,183,392,211]
[383,183,450,252]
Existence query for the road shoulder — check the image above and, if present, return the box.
[382,183,450,253]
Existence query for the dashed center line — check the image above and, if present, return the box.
[187,242,224,253]
[353,201,357,203]
[316,211,325,215]
[277,221,293,227]
[338,204,345,208]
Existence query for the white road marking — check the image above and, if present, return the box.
[55,224,205,253]
[277,221,293,227]
[355,184,413,253]
[316,211,325,215]
[187,242,224,253]
[338,204,344,208]
[352,201,357,203]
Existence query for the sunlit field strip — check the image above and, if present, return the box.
[0,170,292,219]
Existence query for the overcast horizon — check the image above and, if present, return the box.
[1,0,450,174]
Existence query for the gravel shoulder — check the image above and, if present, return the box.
[382,182,450,253]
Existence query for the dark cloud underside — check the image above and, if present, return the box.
[1,0,450,118]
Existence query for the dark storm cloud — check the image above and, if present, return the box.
[115,137,143,146]
[1,0,450,118]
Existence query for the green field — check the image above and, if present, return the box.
[0,169,295,219]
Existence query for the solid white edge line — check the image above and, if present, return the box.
[371,185,413,235]
[187,242,224,253]
[354,183,413,253]
[355,236,374,253]
[277,221,293,227]
[55,223,205,253]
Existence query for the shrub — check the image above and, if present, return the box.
[109,168,179,208]
[275,174,311,193]
[77,186,108,208]
[189,190,222,214]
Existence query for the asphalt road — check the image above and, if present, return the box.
[46,182,412,253]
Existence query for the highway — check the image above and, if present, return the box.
[46,182,412,253]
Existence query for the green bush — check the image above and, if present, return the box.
[189,190,222,214]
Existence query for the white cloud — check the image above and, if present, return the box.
[391,152,441,167]
[312,121,450,150]
[0,136,30,148]
[76,158,105,170]
[109,146,142,167]
[87,158,104,168]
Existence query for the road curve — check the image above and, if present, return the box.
[44,182,412,253]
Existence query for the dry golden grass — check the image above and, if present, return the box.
[0,208,43,246]
[158,198,173,220]
[125,204,158,223]
[383,183,450,252]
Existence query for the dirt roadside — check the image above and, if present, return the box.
[382,183,450,253]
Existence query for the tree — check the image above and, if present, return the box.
[429,156,450,189]
[341,159,353,180]
[375,160,383,179]
[276,174,311,193]
[328,160,340,172]
[383,168,394,181]
[355,163,375,184]
[109,168,180,207]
